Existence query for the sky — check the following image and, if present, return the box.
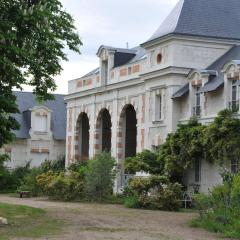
[51,0,179,94]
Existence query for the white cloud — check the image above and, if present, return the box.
[23,0,180,94]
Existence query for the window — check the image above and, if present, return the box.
[128,67,132,75]
[155,92,163,121]
[194,159,201,182]
[230,80,239,112]
[157,54,162,64]
[35,114,47,132]
[193,87,201,117]
[231,159,239,174]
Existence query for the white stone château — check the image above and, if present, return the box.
[65,0,240,192]
[1,92,66,169]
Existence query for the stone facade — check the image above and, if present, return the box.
[65,1,240,192]
[2,93,66,169]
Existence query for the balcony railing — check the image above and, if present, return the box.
[229,100,239,113]
[192,106,201,117]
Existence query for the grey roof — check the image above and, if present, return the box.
[127,46,146,64]
[172,83,189,99]
[13,91,66,140]
[81,46,146,79]
[172,46,240,98]
[82,68,99,78]
[146,0,240,43]
[96,45,137,56]
[199,46,240,93]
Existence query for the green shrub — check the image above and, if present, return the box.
[125,150,163,174]
[124,195,141,209]
[37,170,85,201]
[152,183,182,211]
[17,168,43,196]
[0,157,31,192]
[193,193,212,218]
[40,156,65,173]
[192,173,240,238]
[85,152,116,201]
[125,176,182,211]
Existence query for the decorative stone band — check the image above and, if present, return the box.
[31,148,49,153]
[227,72,240,80]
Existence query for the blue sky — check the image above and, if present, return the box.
[52,0,179,93]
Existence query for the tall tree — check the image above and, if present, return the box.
[0,0,82,148]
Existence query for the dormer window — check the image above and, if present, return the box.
[193,87,201,117]
[34,113,47,133]
[30,106,51,135]
[229,80,239,112]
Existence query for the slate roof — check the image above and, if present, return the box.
[13,91,66,140]
[82,46,146,79]
[172,46,240,98]
[199,46,240,93]
[172,83,189,99]
[146,0,240,43]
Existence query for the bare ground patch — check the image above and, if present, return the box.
[0,195,222,240]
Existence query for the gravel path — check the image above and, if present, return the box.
[0,195,223,240]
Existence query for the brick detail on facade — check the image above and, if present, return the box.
[227,72,240,80]
[119,68,127,77]
[31,148,50,153]
[77,78,93,88]
[132,64,140,73]
[191,79,202,86]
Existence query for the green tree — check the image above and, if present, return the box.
[124,150,164,175]
[203,109,240,166]
[157,118,206,182]
[0,0,82,148]
[85,152,116,201]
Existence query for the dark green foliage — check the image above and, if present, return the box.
[124,176,182,211]
[0,156,66,193]
[203,109,240,166]
[39,155,65,173]
[192,173,240,238]
[0,157,31,192]
[85,152,116,201]
[37,170,86,201]
[157,118,206,183]
[124,150,164,175]
[0,0,81,149]
[124,195,141,209]
[17,156,67,195]
[17,168,43,196]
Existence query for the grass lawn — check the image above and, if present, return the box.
[190,216,240,239]
[0,202,63,240]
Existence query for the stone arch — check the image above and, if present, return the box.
[74,112,90,161]
[117,104,137,161]
[95,108,112,153]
